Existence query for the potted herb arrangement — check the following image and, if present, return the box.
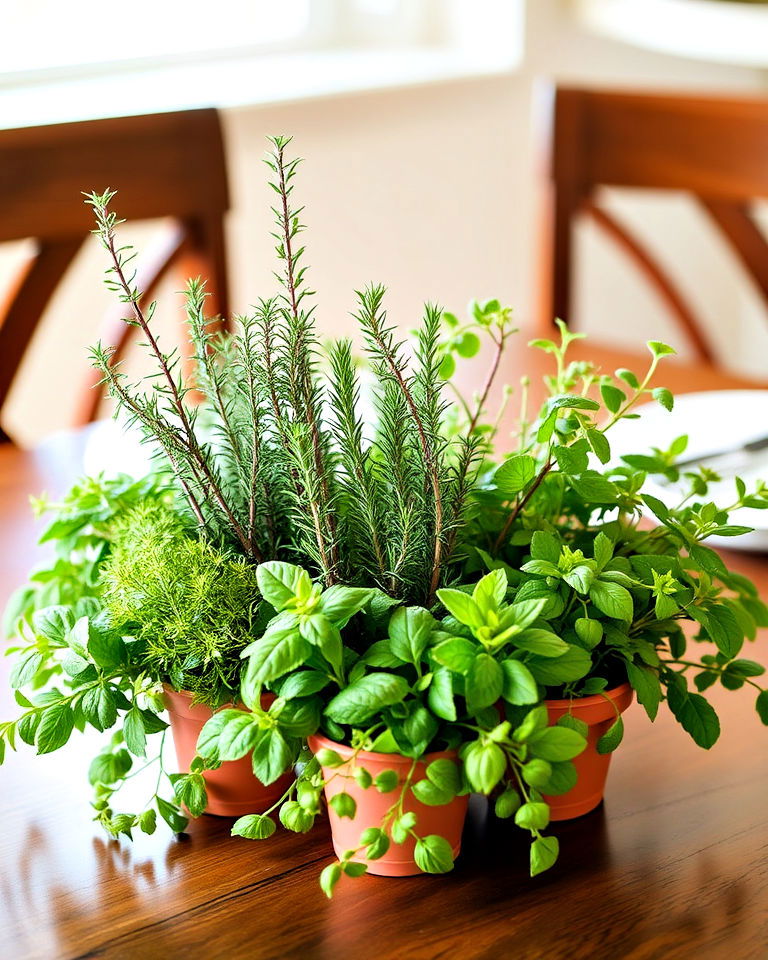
[462,321,768,820]
[2,134,766,900]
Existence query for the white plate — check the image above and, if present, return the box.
[607,390,768,552]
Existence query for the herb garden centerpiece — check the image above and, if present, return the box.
[3,138,767,896]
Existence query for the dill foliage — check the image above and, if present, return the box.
[85,137,503,606]
[102,503,262,706]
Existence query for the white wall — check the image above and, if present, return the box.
[4,0,767,445]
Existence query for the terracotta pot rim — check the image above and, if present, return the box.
[543,681,632,710]
[162,684,273,711]
[308,732,458,766]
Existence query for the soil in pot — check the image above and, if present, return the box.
[164,687,293,817]
[543,682,633,821]
[308,733,469,877]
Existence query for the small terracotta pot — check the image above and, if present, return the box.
[308,733,469,877]
[543,682,633,821]
[164,686,293,817]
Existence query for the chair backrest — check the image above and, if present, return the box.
[0,108,230,442]
[546,87,768,364]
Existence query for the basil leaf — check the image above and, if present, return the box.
[324,673,410,726]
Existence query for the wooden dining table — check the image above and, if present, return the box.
[1,338,767,960]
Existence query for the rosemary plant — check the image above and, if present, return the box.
[84,137,511,605]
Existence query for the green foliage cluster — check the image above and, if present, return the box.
[84,137,510,607]
[102,502,261,706]
[198,563,588,893]
[3,134,767,901]
[466,325,768,750]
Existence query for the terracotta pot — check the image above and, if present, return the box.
[164,686,293,817]
[308,733,469,877]
[543,682,634,821]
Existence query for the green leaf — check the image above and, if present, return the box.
[494,786,521,819]
[88,747,132,786]
[319,862,342,898]
[315,747,344,767]
[462,739,506,794]
[697,605,743,660]
[251,728,292,785]
[553,440,590,476]
[432,636,478,675]
[414,835,455,874]
[466,653,504,711]
[647,340,676,359]
[586,428,611,464]
[570,472,618,505]
[653,387,674,412]
[243,626,311,686]
[425,758,461,796]
[596,716,624,754]
[472,568,507,613]
[155,796,188,834]
[10,651,44,689]
[81,685,117,732]
[412,779,453,806]
[600,383,626,413]
[87,622,126,669]
[527,726,585,762]
[375,769,399,793]
[171,772,208,817]
[494,456,536,496]
[428,667,457,721]
[360,826,390,860]
[455,330,481,358]
[616,368,639,389]
[589,581,633,621]
[689,543,727,577]
[278,670,330,699]
[329,792,357,819]
[514,801,550,831]
[388,606,434,665]
[32,606,73,644]
[325,673,410,725]
[574,618,602,649]
[514,629,569,658]
[217,711,261,761]
[435,589,482,628]
[501,659,539,705]
[232,813,276,839]
[756,690,768,725]
[530,835,559,876]
[34,703,74,755]
[541,760,577,796]
[667,681,720,748]
[527,645,592,685]
[317,585,373,626]
[123,708,147,757]
[522,758,553,788]
[139,809,157,835]
[281,801,317,834]
[256,561,311,611]
[626,662,661,720]
[438,351,455,379]
[530,531,561,564]
[548,394,600,412]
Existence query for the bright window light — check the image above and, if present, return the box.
[1,1,313,76]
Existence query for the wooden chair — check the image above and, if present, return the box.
[0,109,230,443]
[545,87,768,364]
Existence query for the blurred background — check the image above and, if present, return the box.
[3,0,768,446]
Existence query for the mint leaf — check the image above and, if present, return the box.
[589,580,633,621]
[414,835,455,874]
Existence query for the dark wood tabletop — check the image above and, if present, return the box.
[1,341,767,960]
